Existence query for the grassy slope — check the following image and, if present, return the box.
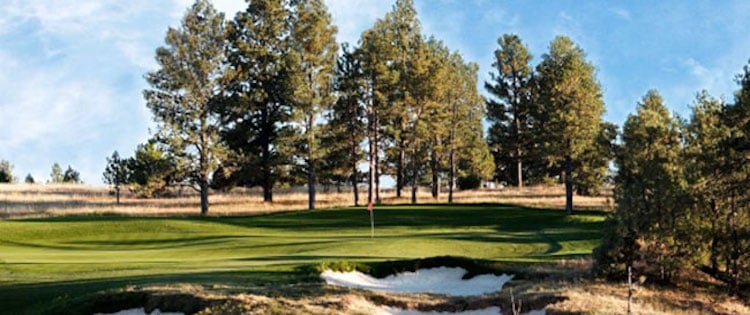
[0,204,604,313]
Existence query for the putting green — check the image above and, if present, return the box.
[0,204,605,314]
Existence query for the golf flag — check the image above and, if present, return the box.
[367,202,373,212]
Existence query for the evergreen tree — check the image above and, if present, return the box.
[221,0,295,203]
[62,165,81,183]
[289,0,338,210]
[485,34,534,188]
[24,174,34,184]
[0,160,12,183]
[322,43,367,206]
[50,163,63,183]
[103,151,129,205]
[684,91,729,275]
[574,121,618,196]
[359,18,398,204]
[594,90,689,283]
[382,0,421,199]
[710,65,750,291]
[536,36,605,214]
[144,0,226,215]
[127,141,178,198]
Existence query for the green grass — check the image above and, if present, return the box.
[0,204,605,314]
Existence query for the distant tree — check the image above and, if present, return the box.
[0,160,13,183]
[126,141,179,198]
[50,163,64,183]
[535,36,605,214]
[450,58,494,201]
[24,173,34,184]
[485,34,534,188]
[574,121,618,196]
[289,0,338,210]
[144,0,227,215]
[103,151,129,205]
[62,165,81,183]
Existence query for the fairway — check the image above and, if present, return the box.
[0,204,605,313]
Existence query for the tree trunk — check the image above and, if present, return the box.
[515,112,523,188]
[565,154,573,215]
[352,170,359,207]
[200,180,209,216]
[307,115,316,210]
[517,156,523,189]
[263,183,273,202]
[374,114,381,204]
[431,152,439,199]
[115,186,120,205]
[368,132,375,204]
[397,142,404,198]
[449,149,455,204]
[411,146,418,204]
[262,142,273,202]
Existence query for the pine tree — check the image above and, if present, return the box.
[536,36,605,214]
[0,160,12,183]
[710,65,750,291]
[360,18,398,204]
[50,163,63,183]
[595,90,689,283]
[322,43,367,206]
[485,34,534,188]
[289,0,338,210]
[24,174,34,184]
[62,165,81,183]
[143,0,226,215]
[103,151,129,205]
[684,91,728,274]
[221,0,296,202]
[383,0,421,199]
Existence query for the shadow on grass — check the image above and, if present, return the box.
[0,268,314,315]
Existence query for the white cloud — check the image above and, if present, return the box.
[326,0,392,45]
[609,7,631,21]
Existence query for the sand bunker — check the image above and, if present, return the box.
[321,266,513,296]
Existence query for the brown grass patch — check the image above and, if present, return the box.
[0,183,611,218]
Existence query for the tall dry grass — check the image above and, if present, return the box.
[0,183,611,218]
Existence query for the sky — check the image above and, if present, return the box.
[1,0,750,185]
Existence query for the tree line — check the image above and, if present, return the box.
[594,67,750,293]
[102,0,619,215]
[0,160,81,184]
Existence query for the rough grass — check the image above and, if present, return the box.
[0,183,612,218]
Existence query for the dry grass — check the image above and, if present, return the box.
[0,183,611,218]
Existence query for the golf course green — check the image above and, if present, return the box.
[0,204,605,313]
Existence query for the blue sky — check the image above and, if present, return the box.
[1,0,749,184]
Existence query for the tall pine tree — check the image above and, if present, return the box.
[485,34,534,188]
[221,0,295,202]
[290,0,338,210]
[144,0,226,215]
[535,36,605,214]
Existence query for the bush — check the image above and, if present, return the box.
[0,160,13,183]
[457,174,481,190]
